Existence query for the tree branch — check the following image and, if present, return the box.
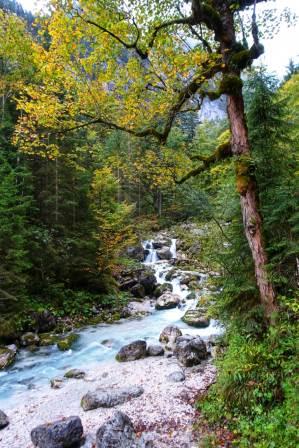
[176,141,232,184]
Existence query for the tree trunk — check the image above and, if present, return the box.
[227,91,277,319]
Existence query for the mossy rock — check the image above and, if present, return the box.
[182,310,210,328]
[186,291,196,301]
[154,283,173,298]
[0,346,17,369]
[39,333,60,346]
[57,333,79,351]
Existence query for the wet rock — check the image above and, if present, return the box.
[31,416,83,448]
[156,246,172,260]
[81,433,96,448]
[123,301,153,317]
[81,386,144,411]
[0,345,17,369]
[139,269,157,295]
[50,377,64,389]
[182,309,210,328]
[165,268,178,281]
[130,283,146,299]
[153,282,173,298]
[96,411,137,448]
[180,273,200,286]
[174,335,208,367]
[155,292,180,310]
[39,333,59,347]
[186,291,196,300]
[146,344,164,356]
[159,325,182,345]
[0,410,9,429]
[116,340,147,362]
[57,333,79,351]
[167,371,186,382]
[20,332,40,347]
[126,245,144,261]
[101,338,116,348]
[64,369,86,379]
[33,310,57,333]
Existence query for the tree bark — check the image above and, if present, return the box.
[227,91,277,319]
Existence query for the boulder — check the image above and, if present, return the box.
[182,310,210,328]
[96,411,137,448]
[50,378,64,389]
[33,310,57,333]
[57,333,79,351]
[165,268,178,281]
[174,335,208,367]
[155,292,180,310]
[0,410,9,430]
[116,340,147,362]
[159,326,182,345]
[167,371,185,383]
[0,345,17,369]
[156,246,172,260]
[180,273,200,286]
[186,291,196,301]
[64,369,85,379]
[130,283,146,299]
[153,283,173,298]
[31,416,83,448]
[39,333,60,347]
[139,270,157,295]
[20,332,40,347]
[122,301,153,317]
[81,386,144,411]
[126,245,144,261]
[146,344,164,356]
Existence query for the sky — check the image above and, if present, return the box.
[18,0,299,78]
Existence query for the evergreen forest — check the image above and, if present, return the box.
[0,1,298,447]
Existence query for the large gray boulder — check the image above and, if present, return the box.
[139,269,157,295]
[159,326,182,345]
[156,246,172,260]
[182,309,210,328]
[146,344,164,357]
[116,340,147,362]
[0,345,17,369]
[81,386,144,411]
[155,292,180,310]
[0,410,9,430]
[174,335,208,367]
[130,283,146,299]
[30,416,83,448]
[96,411,137,448]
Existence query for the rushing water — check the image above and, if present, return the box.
[0,239,222,410]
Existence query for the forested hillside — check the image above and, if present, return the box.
[0,1,298,447]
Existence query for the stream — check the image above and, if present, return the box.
[0,239,222,410]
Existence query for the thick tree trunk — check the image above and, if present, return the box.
[227,92,277,319]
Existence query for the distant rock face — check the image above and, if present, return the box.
[0,345,17,370]
[30,416,83,448]
[96,411,137,448]
[116,340,147,362]
[174,335,208,367]
[81,386,144,411]
[0,410,9,430]
[159,326,182,346]
[155,292,180,310]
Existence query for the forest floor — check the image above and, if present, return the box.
[1,356,216,447]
